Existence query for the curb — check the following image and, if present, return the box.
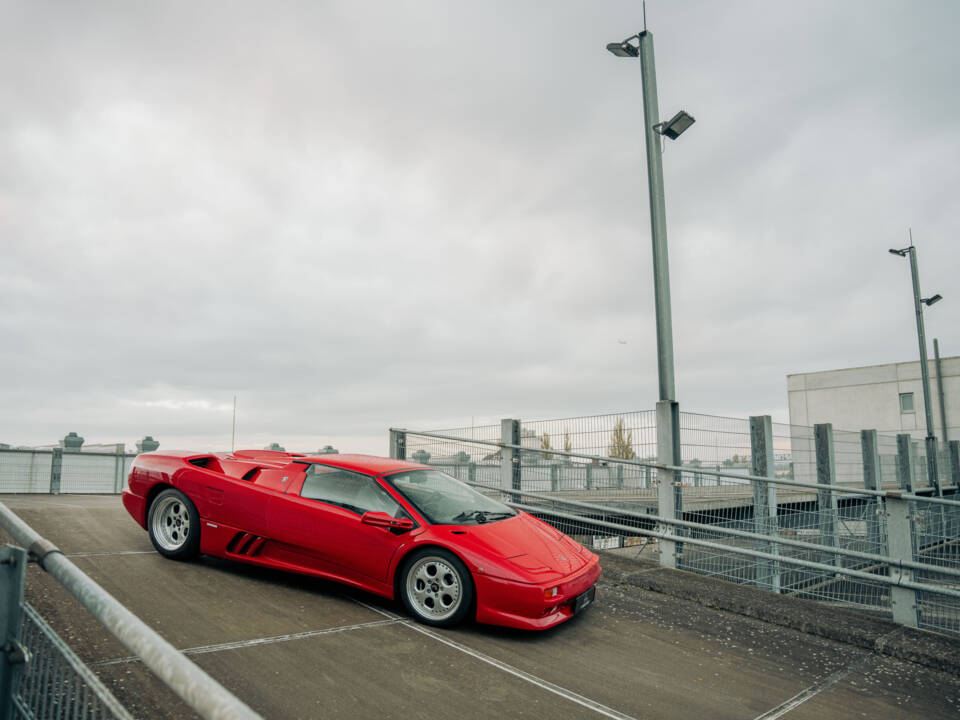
[597,550,960,676]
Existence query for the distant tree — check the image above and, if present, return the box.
[540,432,553,460]
[607,418,636,460]
[563,430,572,453]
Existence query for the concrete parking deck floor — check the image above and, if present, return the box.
[2,495,958,719]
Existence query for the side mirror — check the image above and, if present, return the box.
[361,511,414,531]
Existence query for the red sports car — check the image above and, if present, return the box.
[123,450,600,630]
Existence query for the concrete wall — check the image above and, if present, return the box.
[787,355,960,440]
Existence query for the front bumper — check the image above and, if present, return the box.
[474,556,601,630]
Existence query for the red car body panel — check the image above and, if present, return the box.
[123,450,601,630]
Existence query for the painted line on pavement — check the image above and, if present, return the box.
[66,551,155,558]
[753,629,904,719]
[351,598,637,720]
[92,617,402,666]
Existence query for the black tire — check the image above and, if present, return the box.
[147,488,200,560]
[400,547,474,628]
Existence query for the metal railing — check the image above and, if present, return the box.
[0,504,263,720]
[391,418,960,637]
[15,601,135,719]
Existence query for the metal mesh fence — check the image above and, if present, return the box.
[15,602,134,720]
[876,433,900,488]
[520,411,657,459]
[0,452,53,493]
[833,429,866,487]
[0,450,133,494]
[403,410,960,636]
[59,454,130,494]
[912,501,960,634]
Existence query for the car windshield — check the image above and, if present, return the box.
[385,469,517,525]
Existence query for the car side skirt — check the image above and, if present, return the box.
[198,520,394,599]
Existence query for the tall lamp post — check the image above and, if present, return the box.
[607,28,695,569]
[889,240,943,492]
[606,31,694,404]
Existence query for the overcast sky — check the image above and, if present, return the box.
[2,1,958,454]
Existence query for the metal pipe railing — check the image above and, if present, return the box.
[0,503,263,720]
[506,500,960,601]
[394,428,960,507]
[465,480,960,581]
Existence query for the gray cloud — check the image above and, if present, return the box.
[2,1,958,453]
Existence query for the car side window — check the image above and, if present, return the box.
[301,466,404,518]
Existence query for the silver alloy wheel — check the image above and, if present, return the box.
[406,555,463,622]
[151,495,191,552]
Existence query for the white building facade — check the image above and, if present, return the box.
[787,355,959,441]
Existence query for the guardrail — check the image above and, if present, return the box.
[0,503,263,720]
[391,426,960,636]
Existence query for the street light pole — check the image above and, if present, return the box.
[907,247,935,443]
[890,237,943,491]
[608,27,695,570]
[607,30,694,402]
[637,31,675,404]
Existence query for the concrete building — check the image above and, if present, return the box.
[788,355,959,440]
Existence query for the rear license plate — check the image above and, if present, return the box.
[574,585,596,614]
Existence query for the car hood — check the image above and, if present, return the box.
[460,512,592,581]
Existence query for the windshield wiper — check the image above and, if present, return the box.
[451,510,487,523]
[451,510,513,524]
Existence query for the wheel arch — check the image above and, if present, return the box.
[145,482,176,519]
[392,542,475,604]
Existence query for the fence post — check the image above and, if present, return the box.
[389,430,407,460]
[550,465,559,492]
[585,464,593,490]
[49,448,62,495]
[114,448,123,494]
[0,545,29,717]
[500,419,521,500]
[949,440,960,488]
[656,401,682,569]
[750,415,780,592]
[884,496,919,628]
[861,429,884,553]
[616,464,624,490]
[925,436,941,495]
[814,423,839,567]
[896,434,916,492]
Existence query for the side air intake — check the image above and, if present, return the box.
[226,532,266,557]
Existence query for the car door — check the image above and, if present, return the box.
[267,465,412,583]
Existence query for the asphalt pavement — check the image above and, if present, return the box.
[2,494,958,719]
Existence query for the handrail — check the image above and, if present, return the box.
[393,428,960,507]
[0,503,263,720]
[504,500,960,601]
[462,480,960,580]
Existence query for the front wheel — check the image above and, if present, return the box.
[148,489,200,560]
[400,548,474,627]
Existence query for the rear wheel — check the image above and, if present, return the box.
[400,548,473,627]
[148,489,200,560]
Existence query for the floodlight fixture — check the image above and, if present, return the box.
[889,248,910,257]
[655,110,696,140]
[922,294,943,306]
[606,36,640,58]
